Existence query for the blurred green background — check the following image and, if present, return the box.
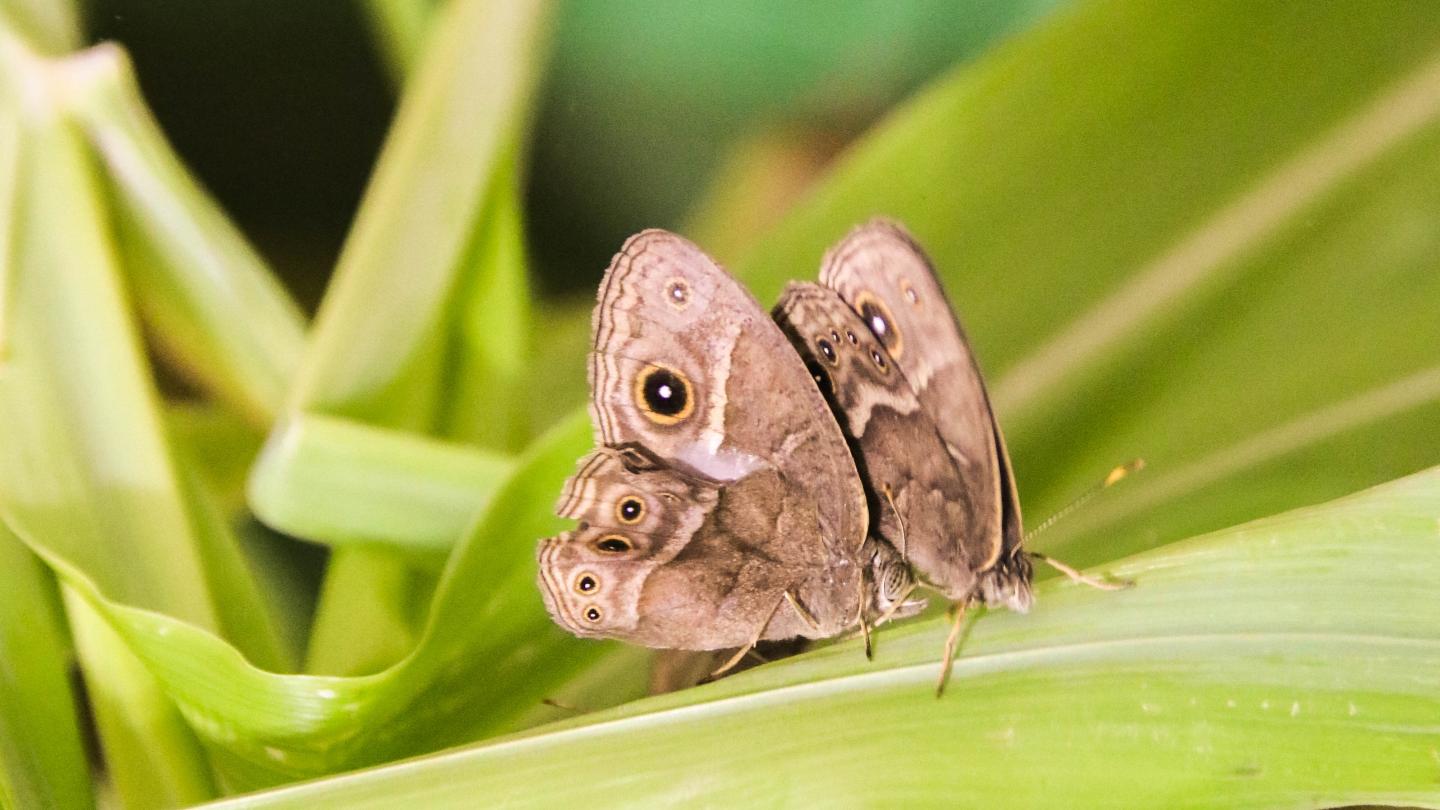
[7,1,1440,806]
[84,0,1058,305]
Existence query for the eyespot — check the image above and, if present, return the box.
[846,330,858,344]
[900,278,919,305]
[584,607,602,623]
[633,364,694,424]
[871,348,888,371]
[855,291,904,360]
[616,496,645,524]
[829,330,841,343]
[574,573,599,595]
[595,535,633,553]
[816,338,837,365]
[664,277,691,309]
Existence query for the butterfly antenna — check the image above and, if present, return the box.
[1023,459,1145,543]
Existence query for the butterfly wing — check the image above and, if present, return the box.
[818,221,1030,609]
[539,230,873,650]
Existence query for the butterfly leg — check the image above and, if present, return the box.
[935,599,984,698]
[711,593,787,678]
[1029,552,1133,591]
[882,483,908,559]
[854,573,875,660]
[783,590,822,634]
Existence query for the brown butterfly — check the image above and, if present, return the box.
[775,220,1127,694]
[537,230,919,675]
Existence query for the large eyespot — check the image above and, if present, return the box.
[616,496,645,525]
[584,607,602,623]
[664,277,691,310]
[855,291,903,360]
[816,337,837,365]
[574,573,599,595]
[633,364,694,424]
[595,535,633,553]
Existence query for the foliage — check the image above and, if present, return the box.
[1,0,1438,807]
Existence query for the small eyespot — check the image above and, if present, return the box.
[595,535,633,553]
[633,364,694,424]
[846,330,858,344]
[665,278,691,309]
[616,496,645,525]
[817,338,837,365]
[901,279,919,305]
[584,607,602,623]
[806,360,833,397]
[830,330,840,343]
[871,349,888,371]
[574,573,599,595]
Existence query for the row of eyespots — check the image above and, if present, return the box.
[815,323,890,374]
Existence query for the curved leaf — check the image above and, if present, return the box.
[205,466,1440,808]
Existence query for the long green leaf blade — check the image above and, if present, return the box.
[204,466,1440,808]
[725,0,1440,566]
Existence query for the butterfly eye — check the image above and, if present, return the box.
[595,535,633,553]
[616,496,645,524]
[584,607,602,623]
[856,291,904,360]
[634,364,695,425]
[574,573,599,595]
[816,338,838,365]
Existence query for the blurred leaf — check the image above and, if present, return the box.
[204,467,1440,809]
[728,0,1440,568]
[13,413,645,791]
[64,588,215,809]
[0,30,292,801]
[265,0,549,673]
[0,0,79,55]
[249,413,511,554]
[61,43,307,427]
[0,527,92,810]
[532,0,1063,257]
[360,0,438,82]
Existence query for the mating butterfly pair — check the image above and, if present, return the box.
[537,221,1040,688]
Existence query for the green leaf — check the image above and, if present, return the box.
[0,29,293,801]
[0,526,92,810]
[0,0,79,56]
[13,413,646,792]
[727,0,1440,568]
[61,44,307,426]
[248,413,512,554]
[201,466,1440,808]
[263,0,550,673]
